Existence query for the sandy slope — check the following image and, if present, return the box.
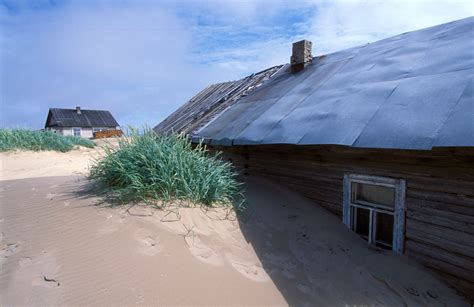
[0,138,115,181]
[0,148,97,181]
[0,147,469,306]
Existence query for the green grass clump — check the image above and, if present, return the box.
[89,129,243,209]
[0,128,95,152]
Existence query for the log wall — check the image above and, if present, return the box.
[213,145,474,298]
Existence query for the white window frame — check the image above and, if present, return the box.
[343,174,406,254]
[72,127,82,137]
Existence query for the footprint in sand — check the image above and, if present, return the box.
[297,283,313,295]
[226,255,270,282]
[263,253,299,279]
[99,218,119,234]
[0,242,21,260]
[134,229,161,256]
[136,294,145,304]
[183,229,224,266]
[45,193,57,200]
[98,213,125,234]
[185,235,224,266]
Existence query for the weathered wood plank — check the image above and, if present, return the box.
[407,204,474,234]
[216,144,474,297]
[406,219,474,257]
[408,189,474,208]
[406,240,474,283]
[407,196,474,217]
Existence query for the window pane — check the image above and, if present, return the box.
[73,128,81,137]
[375,212,394,249]
[352,182,395,208]
[352,206,370,239]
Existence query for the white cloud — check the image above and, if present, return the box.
[305,0,473,54]
[182,0,474,78]
[1,0,472,129]
[1,2,223,128]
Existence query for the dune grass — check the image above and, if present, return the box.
[89,129,244,210]
[0,128,95,152]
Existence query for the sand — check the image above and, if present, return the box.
[0,146,469,306]
[0,148,96,181]
[0,138,115,181]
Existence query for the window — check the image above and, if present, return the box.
[92,128,103,133]
[343,174,406,254]
[73,128,81,137]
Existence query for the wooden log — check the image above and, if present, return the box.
[406,241,474,284]
[406,219,474,257]
[94,129,123,139]
[218,144,474,298]
[407,202,474,233]
[408,189,474,208]
[406,196,474,217]
[434,271,474,300]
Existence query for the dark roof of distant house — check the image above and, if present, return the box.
[156,17,474,150]
[45,108,119,128]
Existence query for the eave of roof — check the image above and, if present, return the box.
[196,18,474,150]
[156,17,474,150]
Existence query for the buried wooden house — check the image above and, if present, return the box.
[155,17,474,297]
[45,107,121,138]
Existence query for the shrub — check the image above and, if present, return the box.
[89,129,243,209]
[0,128,95,152]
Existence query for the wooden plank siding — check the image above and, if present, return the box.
[212,144,474,298]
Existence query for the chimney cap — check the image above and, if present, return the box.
[76,106,81,114]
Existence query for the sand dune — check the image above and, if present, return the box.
[0,176,288,305]
[0,149,96,181]
[0,148,469,306]
[0,139,116,181]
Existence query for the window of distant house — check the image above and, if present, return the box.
[73,128,81,137]
[343,174,406,254]
[92,128,102,133]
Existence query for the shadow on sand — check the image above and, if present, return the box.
[62,174,468,306]
[233,175,468,306]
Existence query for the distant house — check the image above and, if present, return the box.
[44,107,120,138]
[155,17,474,298]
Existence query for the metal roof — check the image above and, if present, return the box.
[158,17,474,150]
[153,65,284,135]
[45,108,119,128]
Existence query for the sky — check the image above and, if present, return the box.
[1,0,473,129]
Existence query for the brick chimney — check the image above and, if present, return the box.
[290,40,312,73]
[76,106,81,114]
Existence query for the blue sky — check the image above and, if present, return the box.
[1,0,472,129]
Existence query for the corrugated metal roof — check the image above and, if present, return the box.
[45,108,119,128]
[153,65,284,135]
[190,17,474,150]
